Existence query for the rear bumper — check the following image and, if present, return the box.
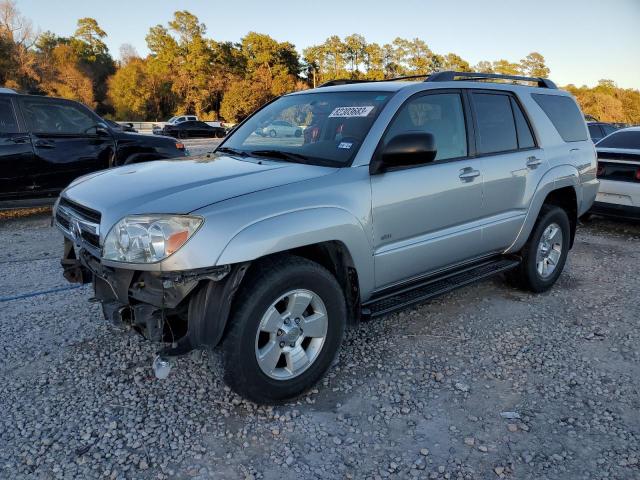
[590,201,640,220]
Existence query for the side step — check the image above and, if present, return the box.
[362,257,520,318]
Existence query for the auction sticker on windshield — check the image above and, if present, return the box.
[329,106,375,117]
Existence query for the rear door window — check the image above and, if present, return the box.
[0,98,19,133]
[471,93,518,154]
[532,94,588,142]
[510,98,536,149]
[602,124,618,136]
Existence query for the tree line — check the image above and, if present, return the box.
[1,1,639,124]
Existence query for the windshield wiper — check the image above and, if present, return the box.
[249,149,310,164]
[216,146,248,157]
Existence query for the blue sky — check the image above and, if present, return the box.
[17,0,640,89]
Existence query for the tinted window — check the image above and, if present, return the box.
[384,93,467,161]
[472,93,517,154]
[597,130,640,149]
[0,98,19,133]
[532,94,587,142]
[21,99,97,134]
[510,98,535,149]
[588,124,603,139]
[602,124,618,135]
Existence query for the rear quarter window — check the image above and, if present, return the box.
[532,94,588,142]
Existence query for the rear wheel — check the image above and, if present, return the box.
[220,256,346,403]
[508,205,570,292]
[269,129,277,138]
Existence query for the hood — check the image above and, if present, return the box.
[63,154,337,220]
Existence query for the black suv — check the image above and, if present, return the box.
[0,90,187,204]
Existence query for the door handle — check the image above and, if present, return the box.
[459,167,480,181]
[34,140,56,149]
[526,156,543,168]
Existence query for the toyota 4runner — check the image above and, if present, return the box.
[54,72,598,403]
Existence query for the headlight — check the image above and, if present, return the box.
[103,215,203,263]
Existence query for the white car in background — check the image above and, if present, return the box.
[258,120,303,138]
[590,127,640,220]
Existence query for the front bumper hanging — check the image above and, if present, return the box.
[61,237,249,357]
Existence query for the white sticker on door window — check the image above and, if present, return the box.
[329,106,375,118]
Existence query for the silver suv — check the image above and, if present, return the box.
[55,72,598,403]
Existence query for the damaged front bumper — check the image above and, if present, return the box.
[61,237,249,358]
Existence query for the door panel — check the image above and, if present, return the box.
[372,160,485,287]
[0,97,37,199]
[370,90,485,288]
[469,91,542,251]
[19,97,115,193]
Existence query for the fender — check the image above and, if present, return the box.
[216,207,376,298]
[505,164,580,254]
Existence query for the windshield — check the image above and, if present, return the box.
[220,91,393,166]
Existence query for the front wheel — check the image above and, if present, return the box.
[508,205,571,292]
[220,256,346,403]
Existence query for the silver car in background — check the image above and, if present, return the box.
[54,71,597,403]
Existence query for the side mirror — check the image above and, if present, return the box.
[370,133,437,174]
[95,125,110,136]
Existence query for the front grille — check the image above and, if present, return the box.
[59,197,102,224]
[81,231,100,249]
[55,197,102,254]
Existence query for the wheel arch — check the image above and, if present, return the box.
[506,165,580,253]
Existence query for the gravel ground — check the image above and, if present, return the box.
[0,213,638,480]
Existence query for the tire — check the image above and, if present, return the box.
[215,130,225,138]
[507,205,571,293]
[294,128,302,138]
[220,255,346,403]
[269,129,277,138]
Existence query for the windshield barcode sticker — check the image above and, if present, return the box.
[329,106,375,118]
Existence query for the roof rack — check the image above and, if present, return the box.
[318,74,432,88]
[426,71,557,89]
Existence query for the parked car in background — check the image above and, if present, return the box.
[589,127,640,220]
[257,120,303,138]
[588,121,619,143]
[54,71,596,403]
[0,91,187,205]
[159,120,226,139]
[152,115,199,135]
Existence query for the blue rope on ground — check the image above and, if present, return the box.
[0,284,87,303]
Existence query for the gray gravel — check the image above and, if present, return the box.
[0,213,638,480]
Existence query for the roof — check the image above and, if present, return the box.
[291,80,570,97]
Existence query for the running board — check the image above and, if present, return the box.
[362,257,520,318]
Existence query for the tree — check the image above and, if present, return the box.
[441,53,471,72]
[107,58,150,119]
[492,59,522,76]
[520,52,549,78]
[0,0,38,90]
[73,17,107,60]
[344,34,366,76]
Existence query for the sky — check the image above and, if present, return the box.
[16,0,640,89]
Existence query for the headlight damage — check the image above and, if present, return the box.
[103,215,203,263]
